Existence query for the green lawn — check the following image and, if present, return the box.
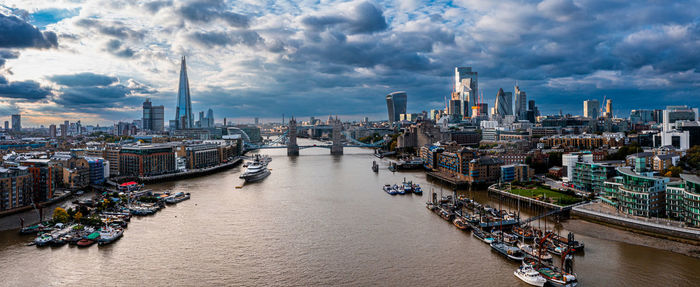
[509,186,582,206]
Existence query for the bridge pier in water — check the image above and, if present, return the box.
[330,117,343,155]
[287,118,299,156]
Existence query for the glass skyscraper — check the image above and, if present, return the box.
[175,56,193,129]
[386,91,407,123]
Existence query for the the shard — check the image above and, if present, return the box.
[175,56,193,129]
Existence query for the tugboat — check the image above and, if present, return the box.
[395,184,406,195]
[402,178,413,193]
[514,264,547,286]
[240,155,271,183]
[490,241,526,261]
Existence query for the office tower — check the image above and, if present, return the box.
[662,105,698,132]
[255,117,259,125]
[11,114,21,132]
[175,56,193,129]
[630,110,654,124]
[455,67,478,117]
[49,124,56,138]
[76,120,82,135]
[385,91,407,123]
[449,92,461,116]
[515,86,527,119]
[493,88,512,117]
[207,108,214,127]
[583,100,600,119]
[3,121,8,130]
[143,99,152,130]
[605,99,613,118]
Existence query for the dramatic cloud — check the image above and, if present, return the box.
[0,13,58,49]
[0,0,698,126]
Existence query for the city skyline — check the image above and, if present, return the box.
[0,1,699,126]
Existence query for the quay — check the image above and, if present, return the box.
[139,157,243,183]
[572,202,700,245]
[426,171,471,188]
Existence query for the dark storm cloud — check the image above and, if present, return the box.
[0,75,52,100]
[301,1,387,35]
[178,0,250,28]
[48,72,118,87]
[0,13,58,49]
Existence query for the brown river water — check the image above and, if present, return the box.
[1,143,699,286]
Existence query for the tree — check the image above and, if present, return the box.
[53,207,70,223]
[663,166,683,177]
[74,211,83,222]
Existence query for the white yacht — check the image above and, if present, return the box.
[514,264,547,286]
[240,155,271,182]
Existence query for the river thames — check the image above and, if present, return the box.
[1,144,699,286]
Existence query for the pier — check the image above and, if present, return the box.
[139,157,243,183]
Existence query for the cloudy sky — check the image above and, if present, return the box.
[0,0,698,126]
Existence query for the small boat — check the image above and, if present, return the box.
[395,184,405,195]
[490,241,525,261]
[439,208,453,221]
[412,184,423,194]
[548,232,585,253]
[453,217,470,231]
[517,242,553,261]
[34,234,53,247]
[543,240,566,256]
[77,231,100,247]
[425,202,437,211]
[372,161,379,172]
[402,178,413,193]
[492,230,519,246]
[514,264,547,286]
[523,258,578,287]
[75,190,85,196]
[98,226,124,245]
[513,226,536,241]
[472,228,494,244]
[165,192,191,204]
[383,185,398,195]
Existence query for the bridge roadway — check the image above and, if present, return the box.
[250,144,376,150]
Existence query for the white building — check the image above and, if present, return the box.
[562,152,593,183]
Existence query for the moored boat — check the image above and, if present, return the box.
[412,184,422,194]
[77,231,100,247]
[34,234,53,247]
[514,264,547,286]
[97,226,124,245]
[523,258,578,287]
[517,242,553,261]
[490,241,525,261]
[165,192,191,204]
[472,228,494,244]
[383,185,398,195]
[453,217,470,231]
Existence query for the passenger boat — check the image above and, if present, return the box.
[514,264,547,286]
[472,228,494,244]
[384,185,398,195]
[453,217,470,231]
[98,226,124,245]
[490,241,525,261]
[164,192,191,204]
[517,242,553,261]
[523,258,578,287]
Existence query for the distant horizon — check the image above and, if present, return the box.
[1,1,699,126]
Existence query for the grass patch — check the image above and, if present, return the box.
[509,186,582,206]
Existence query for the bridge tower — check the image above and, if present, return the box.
[287,118,299,156]
[331,116,343,155]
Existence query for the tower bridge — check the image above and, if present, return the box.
[243,117,385,155]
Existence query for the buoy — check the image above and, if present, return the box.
[235,185,243,189]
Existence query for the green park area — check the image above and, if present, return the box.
[509,185,583,206]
